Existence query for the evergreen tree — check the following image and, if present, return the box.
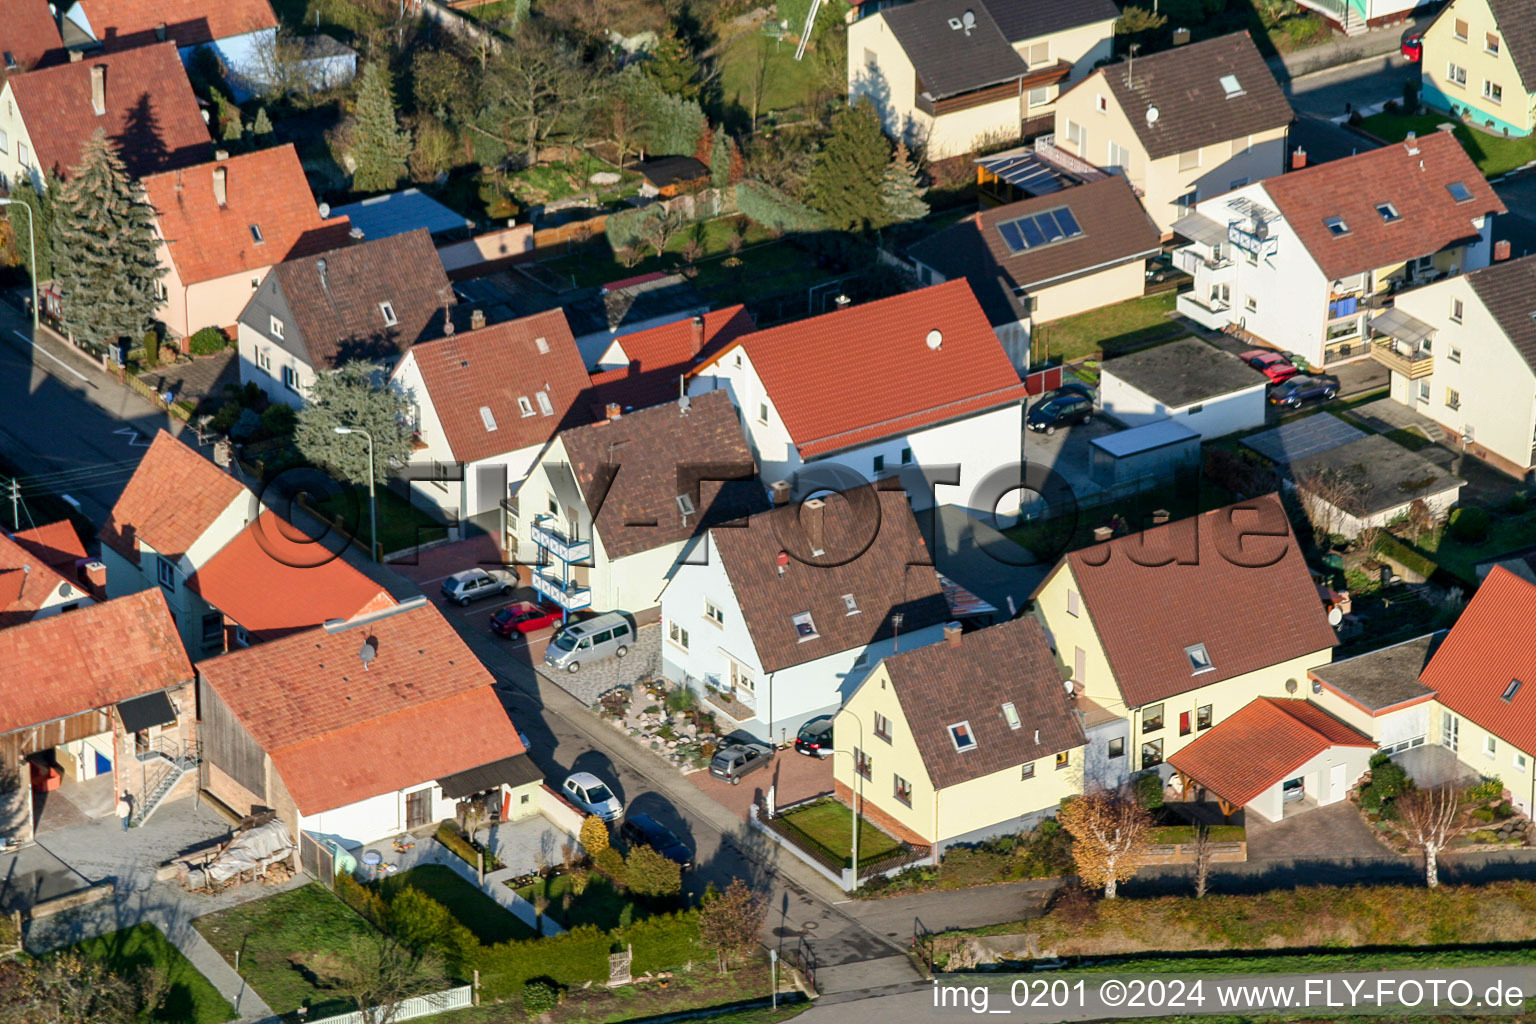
[644,30,700,99]
[351,62,412,193]
[253,106,275,143]
[221,108,244,147]
[294,362,414,486]
[880,140,928,224]
[50,130,163,345]
[7,175,55,284]
[807,99,890,231]
[709,130,740,188]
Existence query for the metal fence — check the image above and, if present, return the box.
[309,985,474,1024]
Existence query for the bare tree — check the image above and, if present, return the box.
[0,951,140,1024]
[1396,784,1474,888]
[1058,788,1153,899]
[1192,824,1213,899]
[639,206,686,259]
[602,79,651,170]
[744,35,774,134]
[1293,465,1368,548]
[316,933,445,1024]
[482,26,605,167]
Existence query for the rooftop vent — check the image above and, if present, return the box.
[89,64,105,117]
[213,166,227,207]
[1146,105,1159,125]
[926,328,943,351]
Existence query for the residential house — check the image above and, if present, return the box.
[196,600,538,847]
[511,388,763,615]
[832,616,1087,854]
[1308,632,1441,756]
[848,0,1118,158]
[686,280,1028,516]
[1,0,66,76]
[1420,0,1536,137]
[1371,252,1536,477]
[58,0,279,99]
[332,187,473,244]
[1051,32,1293,235]
[661,488,951,743]
[1098,337,1270,440]
[1287,433,1464,538]
[1031,494,1339,784]
[236,228,455,407]
[0,530,96,628]
[143,145,353,343]
[907,176,1161,365]
[0,589,195,846]
[1172,129,1505,367]
[98,429,261,654]
[565,272,710,368]
[0,42,210,189]
[1297,0,1434,37]
[9,520,90,577]
[391,309,592,530]
[587,307,757,412]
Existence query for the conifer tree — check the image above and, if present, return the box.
[645,30,701,99]
[351,62,412,193]
[880,140,929,224]
[807,99,890,231]
[253,106,275,143]
[709,130,740,188]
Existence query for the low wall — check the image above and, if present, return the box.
[437,224,536,272]
[1138,841,1247,866]
[27,880,115,920]
[536,784,586,836]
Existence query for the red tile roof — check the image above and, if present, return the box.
[187,511,397,642]
[10,520,87,572]
[0,531,84,628]
[1048,494,1337,709]
[9,42,210,178]
[693,280,1027,458]
[100,430,251,565]
[73,0,278,50]
[1419,565,1536,756]
[1262,130,1505,281]
[0,589,192,735]
[587,307,756,413]
[196,601,523,815]
[3,0,66,71]
[403,310,591,464]
[143,145,351,286]
[1168,697,1373,808]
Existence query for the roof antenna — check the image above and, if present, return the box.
[1126,42,1139,88]
[358,636,377,671]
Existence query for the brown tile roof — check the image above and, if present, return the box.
[10,520,87,573]
[1090,32,1292,162]
[143,145,352,287]
[1262,129,1505,281]
[9,42,210,178]
[586,307,757,413]
[100,430,251,565]
[711,488,951,673]
[1168,697,1373,808]
[559,388,763,561]
[2,0,66,72]
[73,0,278,50]
[882,616,1085,790]
[268,228,455,372]
[1052,493,1337,709]
[405,310,591,464]
[196,601,524,815]
[1419,565,1536,756]
[0,589,192,735]
[979,0,1119,43]
[908,177,1161,326]
[1466,253,1536,373]
[694,280,1028,459]
[0,532,80,628]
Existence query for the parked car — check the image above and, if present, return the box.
[1401,33,1422,62]
[794,717,835,758]
[1045,382,1096,404]
[491,600,562,637]
[1282,778,1306,803]
[1240,349,1300,384]
[441,567,519,606]
[561,771,624,821]
[1268,373,1339,407]
[708,741,774,785]
[1027,393,1093,435]
[543,611,633,673]
[620,813,694,870]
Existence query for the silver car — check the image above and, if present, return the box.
[562,771,624,822]
[441,568,519,606]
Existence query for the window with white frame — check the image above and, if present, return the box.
[757,401,769,424]
[0,130,9,153]
[1095,94,1107,113]
[874,711,892,741]
[282,365,301,394]
[1186,643,1214,673]
[1447,62,1467,86]
[1486,31,1500,55]
[17,142,27,168]
[1245,295,1257,314]
[1027,86,1050,108]
[1063,118,1085,149]
[1450,345,1462,363]
[1451,297,1464,322]
[1001,702,1021,730]
[269,315,284,339]
[893,774,912,804]
[1107,140,1130,172]
[1067,589,1080,617]
[704,599,724,626]
[1446,387,1461,410]
[728,658,754,698]
[841,593,859,615]
[667,620,689,650]
[1483,79,1503,104]
[1026,40,1050,64]
[157,556,176,591]
[1418,379,1430,402]
[1453,18,1467,40]
[380,301,397,326]
[1517,752,1529,772]
[1021,761,1036,779]
[255,347,272,374]
[536,391,554,416]
[517,396,534,416]
[948,721,976,751]
[1485,735,1497,758]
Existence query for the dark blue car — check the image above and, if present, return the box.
[1028,393,1094,434]
[1268,374,1339,408]
[620,813,694,871]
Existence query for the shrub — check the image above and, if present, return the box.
[619,910,700,974]
[1374,533,1438,579]
[1449,506,1490,544]
[1135,772,1165,810]
[1507,492,1528,515]
[260,403,295,437]
[665,686,695,713]
[1495,801,1516,820]
[476,925,611,999]
[594,846,627,888]
[1018,818,1075,878]
[521,977,560,1017]
[1360,758,1412,811]
[385,885,478,973]
[143,330,161,366]
[734,181,826,235]
[624,844,682,897]
[1470,829,1500,844]
[1467,776,1504,803]
[335,871,388,927]
[1471,806,1496,824]
[436,821,502,871]
[579,815,610,858]
[188,326,229,355]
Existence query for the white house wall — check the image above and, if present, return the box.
[299,782,458,848]
[1099,373,1267,440]
[1245,742,1372,823]
[0,81,46,193]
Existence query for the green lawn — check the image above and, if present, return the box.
[777,799,902,869]
[72,924,235,1024]
[381,865,535,945]
[1361,112,1536,178]
[1411,507,1536,585]
[514,872,639,931]
[193,883,380,1019]
[506,158,642,208]
[269,0,389,40]
[1032,291,1184,364]
[309,486,447,556]
[1003,476,1237,562]
[717,30,825,118]
[1146,825,1248,844]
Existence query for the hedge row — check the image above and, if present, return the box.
[435,822,502,871]
[734,182,825,235]
[476,910,701,999]
[1374,532,1438,580]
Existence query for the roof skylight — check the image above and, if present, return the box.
[996,207,1083,254]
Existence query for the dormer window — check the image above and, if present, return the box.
[1186,643,1214,674]
[380,301,397,326]
[479,406,497,431]
[1376,202,1401,223]
[792,611,818,640]
[1502,678,1523,702]
[1219,74,1244,98]
[3,53,16,72]
[249,224,264,243]
[1323,216,1349,236]
[517,396,534,417]
[1001,702,1021,730]
[1447,181,1473,202]
[842,593,859,615]
[948,721,976,752]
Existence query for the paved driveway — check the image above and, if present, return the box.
[1245,800,1395,861]
[689,749,834,820]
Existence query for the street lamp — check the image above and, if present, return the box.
[333,425,377,562]
[830,712,866,885]
[0,198,40,335]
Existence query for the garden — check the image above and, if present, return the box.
[856,820,1076,899]
[71,923,236,1024]
[1354,755,1532,852]
[380,865,535,944]
[773,798,903,871]
[594,679,731,773]
[1029,292,1184,364]
[305,485,449,556]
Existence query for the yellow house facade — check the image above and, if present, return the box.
[1420,0,1536,137]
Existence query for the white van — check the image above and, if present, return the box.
[543,612,633,673]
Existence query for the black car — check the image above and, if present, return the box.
[794,717,834,758]
[1027,393,1094,434]
[1046,382,1096,404]
[1268,374,1339,408]
[708,742,774,784]
[619,813,694,870]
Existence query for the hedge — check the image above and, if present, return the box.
[1147,826,1246,844]
[477,925,612,999]
[1374,533,1438,579]
[188,326,229,355]
[734,182,825,235]
[436,822,502,871]
[617,910,700,975]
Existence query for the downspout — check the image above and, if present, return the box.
[932,787,940,864]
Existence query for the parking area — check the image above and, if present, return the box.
[1022,411,1121,504]
[688,747,834,821]
[1243,800,1395,861]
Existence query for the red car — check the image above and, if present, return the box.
[1401,34,1422,63]
[1240,349,1300,384]
[491,601,562,637]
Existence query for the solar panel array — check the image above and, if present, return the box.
[996,207,1083,253]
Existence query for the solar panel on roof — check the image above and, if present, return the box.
[1055,208,1081,236]
[995,206,1085,253]
[998,221,1025,251]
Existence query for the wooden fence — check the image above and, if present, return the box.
[309,984,474,1024]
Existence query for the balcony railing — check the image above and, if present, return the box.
[530,516,591,563]
[1174,248,1232,275]
[1371,339,1434,379]
[531,570,592,612]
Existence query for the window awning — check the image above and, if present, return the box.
[437,753,543,800]
[1171,212,1228,247]
[1369,307,1436,347]
[117,691,176,733]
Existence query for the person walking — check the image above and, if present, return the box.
[116,792,132,832]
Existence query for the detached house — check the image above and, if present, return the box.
[237,228,455,407]
[1420,0,1536,137]
[0,530,97,628]
[1173,129,1505,367]
[391,309,592,530]
[686,280,1028,515]
[59,0,278,99]
[0,41,210,189]
[833,615,1086,854]
[587,306,757,412]
[1,0,66,76]
[143,144,353,343]
[1051,32,1293,235]
[662,488,951,744]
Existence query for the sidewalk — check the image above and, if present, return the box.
[1271,13,1426,80]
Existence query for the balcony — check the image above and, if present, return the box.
[530,516,591,563]
[1174,247,1232,276]
[1176,291,1234,331]
[1372,339,1434,379]
[531,570,592,612]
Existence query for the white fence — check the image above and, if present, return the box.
[310,984,473,1024]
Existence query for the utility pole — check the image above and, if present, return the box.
[7,478,18,532]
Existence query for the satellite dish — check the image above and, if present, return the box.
[1254,219,1269,240]
[677,394,691,415]
[926,328,944,351]
[359,638,378,670]
[318,202,331,218]
[1063,678,1075,696]
[1146,105,1160,125]
[1328,606,1344,626]
[961,9,976,33]
[1285,677,1298,694]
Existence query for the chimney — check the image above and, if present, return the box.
[1172,27,1190,45]
[89,64,105,116]
[689,314,705,356]
[69,49,82,62]
[605,402,622,421]
[214,148,229,161]
[944,621,963,647]
[1404,131,1420,155]
[154,22,167,42]
[1290,147,1307,171]
[834,294,851,311]
[803,497,826,556]
[78,558,107,594]
[1093,525,1113,543]
[1495,239,1512,262]
[470,309,486,331]
[316,257,328,293]
[1152,509,1170,525]
[769,480,792,505]
[212,166,227,207]
[1335,591,1352,616]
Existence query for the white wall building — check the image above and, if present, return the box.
[1098,337,1269,440]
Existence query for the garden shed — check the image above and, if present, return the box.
[1089,419,1200,490]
